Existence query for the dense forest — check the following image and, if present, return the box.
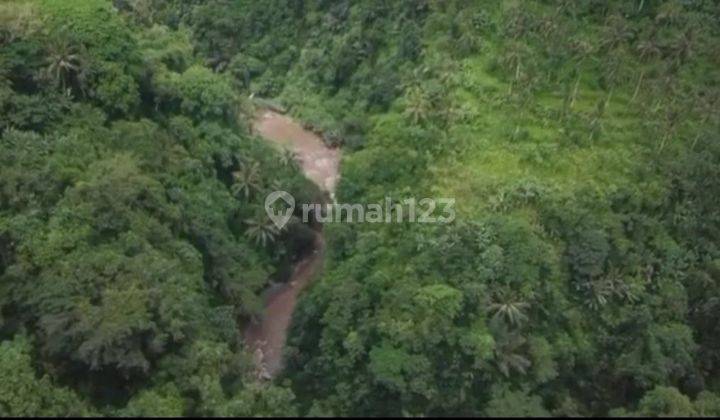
[1,0,720,417]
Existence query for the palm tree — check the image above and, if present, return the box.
[537,13,559,40]
[231,160,262,200]
[601,15,633,51]
[585,278,613,310]
[655,1,684,27]
[44,34,87,93]
[690,90,719,149]
[657,102,680,152]
[244,215,280,247]
[565,38,594,109]
[268,179,285,193]
[502,6,529,40]
[436,61,459,89]
[636,38,661,62]
[580,268,640,310]
[598,51,629,112]
[631,34,661,102]
[670,29,694,67]
[488,289,530,327]
[491,321,531,377]
[500,41,532,96]
[404,86,431,124]
[278,148,298,168]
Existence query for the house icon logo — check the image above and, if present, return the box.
[265,191,295,229]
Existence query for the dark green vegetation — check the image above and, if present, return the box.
[2,0,720,417]
[0,0,316,416]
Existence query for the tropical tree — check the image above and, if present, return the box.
[488,289,530,327]
[244,215,281,247]
[635,386,696,417]
[630,32,663,101]
[0,335,93,416]
[600,14,633,51]
[636,37,661,62]
[232,160,262,200]
[491,322,531,377]
[563,38,594,109]
[44,34,88,94]
[279,148,298,169]
[404,86,431,124]
[485,388,550,417]
[669,29,695,67]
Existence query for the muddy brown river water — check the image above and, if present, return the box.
[244,110,340,379]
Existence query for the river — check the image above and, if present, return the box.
[244,110,341,379]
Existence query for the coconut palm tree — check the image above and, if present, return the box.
[404,86,431,124]
[500,41,534,97]
[657,102,680,152]
[491,321,531,377]
[44,34,88,93]
[268,179,285,193]
[502,6,529,40]
[244,215,280,247]
[601,15,633,51]
[231,160,262,200]
[564,38,594,109]
[689,89,719,148]
[631,34,661,101]
[488,289,530,327]
[278,148,298,168]
[670,29,694,67]
[598,50,630,112]
[636,38,661,62]
[581,269,641,310]
[655,1,684,27]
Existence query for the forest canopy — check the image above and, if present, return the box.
[1,0,720,417]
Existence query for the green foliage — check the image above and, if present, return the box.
[120,383,186,417]
[636,386,697,417]
[0,335,92,416]
[2,0,720,417]
[0,0,318,414]
[614,387,720,417]
[154,64,239,122]
[39,0,142,114]
[275,0,720,417]
[484,387,550,417]
[136,24,194,71]
[695,391,720,417]
[219,383,298,417]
